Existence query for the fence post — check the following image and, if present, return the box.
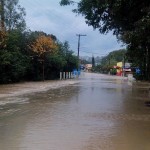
[60,72,62,80]
[63,72,66,80]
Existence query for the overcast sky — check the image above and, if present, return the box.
[19,0,125,57]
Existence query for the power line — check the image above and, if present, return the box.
[73,49,108,56]
[79,50,107,55]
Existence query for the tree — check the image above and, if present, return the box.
[0,30,30,83]
[0,0,5,30]
[30,35,57,81]
[92,55,95,67]
[0,0,27,83]
[0,0,26,31]
[0,30,7,48]
[58,41,78,71]
[60,0,149,35]
[30,35,57,56]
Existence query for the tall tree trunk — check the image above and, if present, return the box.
[0,0,5,31]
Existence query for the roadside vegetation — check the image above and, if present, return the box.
[93,49,126,74]
[0,0,78,83]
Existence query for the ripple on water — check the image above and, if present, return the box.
[0,97,29,106]
[86,113,150,122]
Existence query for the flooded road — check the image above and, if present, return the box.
[0,73,150,150]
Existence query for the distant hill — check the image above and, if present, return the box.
[101,49,127,66]
[80,49,126,66]
[80,56,102,64]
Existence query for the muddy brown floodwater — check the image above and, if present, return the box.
[0,73,150,150]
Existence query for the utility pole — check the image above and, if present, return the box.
[122,55,126,77]
[76,34,87,72]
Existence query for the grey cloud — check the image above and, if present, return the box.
[19,0,125,56]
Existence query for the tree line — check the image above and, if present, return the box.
[60,0,150,80]
[0,0,78,83]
